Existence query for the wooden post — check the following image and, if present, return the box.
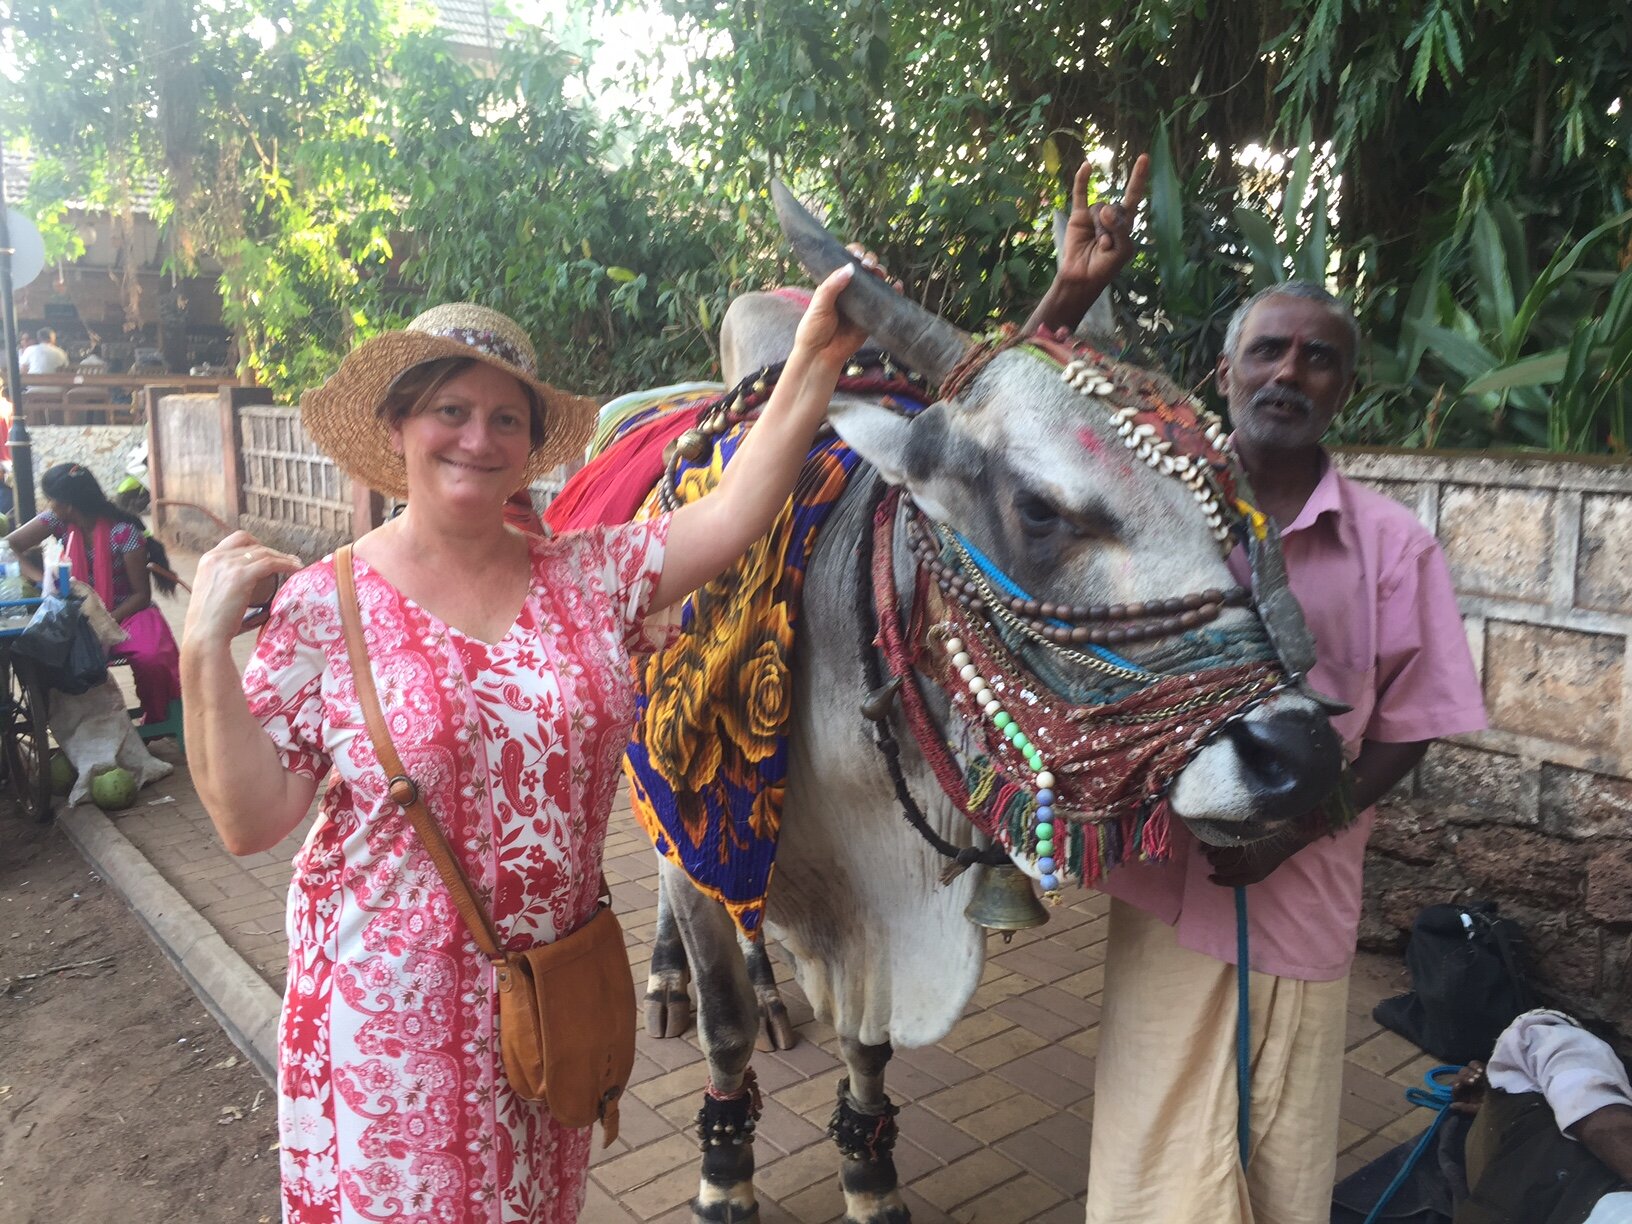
[218,386,244,531]
[352,481,384,541]
[145,387,167,539]
[221,385,273,536]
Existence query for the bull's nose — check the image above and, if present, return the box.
[1222,710,1342,822]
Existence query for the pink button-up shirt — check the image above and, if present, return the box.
[1100,456,1488,980]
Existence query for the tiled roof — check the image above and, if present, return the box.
[433,0,519,50]
[2,5,508,212]
[3,148,162,216]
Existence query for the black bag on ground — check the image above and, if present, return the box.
[1374,902,1531,1065]
[14,591,109,695]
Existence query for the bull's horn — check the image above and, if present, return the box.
[771,180,971,387]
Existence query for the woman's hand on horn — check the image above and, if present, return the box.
[791,264,870,372]
[845,243,903,293]
[183,530,302,648]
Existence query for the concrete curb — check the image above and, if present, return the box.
[56,800,281,1086]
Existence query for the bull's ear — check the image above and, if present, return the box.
[828,396,946,487]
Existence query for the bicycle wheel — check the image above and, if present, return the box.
[1,653,53,822]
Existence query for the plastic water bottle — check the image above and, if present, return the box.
[40,536,63,594]
[0,544,29,630]
[0,542,24,604]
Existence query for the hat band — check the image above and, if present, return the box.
[425,326,536,375]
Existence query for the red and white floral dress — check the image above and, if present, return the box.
[244,521,672,1224]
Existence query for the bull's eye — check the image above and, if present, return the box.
[1014,492,1061,536]
[1013,491,1122,542]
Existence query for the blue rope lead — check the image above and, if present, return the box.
[1235,890,1458,1213]
[1235,885,1251,1168]
[1360,1066,1461,1224]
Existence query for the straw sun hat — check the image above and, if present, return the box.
[300,303,596,500]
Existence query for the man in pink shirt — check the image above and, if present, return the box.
[1084,283,1488,1223]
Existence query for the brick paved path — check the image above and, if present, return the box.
[105,558,1434,1222]
[115,757,1435,1223]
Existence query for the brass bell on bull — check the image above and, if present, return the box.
[674,428,710,461]
[963,863,1050,942]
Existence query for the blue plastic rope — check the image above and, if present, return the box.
[954,531,1028,600]
[1360,1065,1462,1224]
[1235,886,1251,1167]
[952,530,1143,671]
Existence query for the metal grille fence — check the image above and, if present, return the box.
[239,406,353,539]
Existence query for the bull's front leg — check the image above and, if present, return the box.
[647,853,800,1051]
[831,1037,910,1223]
[645,863,693,1039]
[661,859,765,1223]
[746,934,798,1051]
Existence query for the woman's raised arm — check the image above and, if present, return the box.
[180,531,316,855]
[650,264,866,611]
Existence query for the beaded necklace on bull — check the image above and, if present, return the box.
[861,329,1352,911]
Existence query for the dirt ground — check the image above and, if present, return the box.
[0,803,280,1224]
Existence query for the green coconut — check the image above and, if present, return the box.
[90,766,138,811]
[50,752,76,796]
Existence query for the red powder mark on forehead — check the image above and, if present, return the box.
[1076,425,1134,480]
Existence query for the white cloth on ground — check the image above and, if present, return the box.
[49,677,173,806]
[1582,1193,1632,1223]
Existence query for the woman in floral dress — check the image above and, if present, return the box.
[180,268,865,1223]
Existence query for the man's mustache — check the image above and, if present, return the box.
[1250,385,1315,416]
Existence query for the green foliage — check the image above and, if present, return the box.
[3,0,407,382]
[15,157,87,266]
[1331,207,1632,453]
[383,29,761,392]
[1113,123,1244,383]
[2,0,1627,454]
[1271,0,1629,273]
[610,0,1073,337]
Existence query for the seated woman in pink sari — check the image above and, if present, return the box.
[6,463,182,722]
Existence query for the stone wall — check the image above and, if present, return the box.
[15,424,146,513]
[1335,449,1632,1044]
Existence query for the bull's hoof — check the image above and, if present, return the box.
[644,984,692,1039]
[839,1169,909,1222]
[690,1195,759,1223]
[755,997,799,1051]
[842,1203,910,1224]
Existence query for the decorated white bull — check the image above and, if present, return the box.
[590,187,1345,1223]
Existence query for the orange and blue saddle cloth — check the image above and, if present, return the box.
[549,376,928,937]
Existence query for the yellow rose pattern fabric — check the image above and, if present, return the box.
[624,388,926,938]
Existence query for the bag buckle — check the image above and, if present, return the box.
[388,775,419,807]
[597,1085,621,1120]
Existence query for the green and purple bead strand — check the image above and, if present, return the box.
[941,632,1060,891]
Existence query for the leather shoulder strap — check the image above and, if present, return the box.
[334,545,504,959]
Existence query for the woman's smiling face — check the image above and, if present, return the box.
[390,362,537,512]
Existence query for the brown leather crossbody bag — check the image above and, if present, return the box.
[334,545,635,1146]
